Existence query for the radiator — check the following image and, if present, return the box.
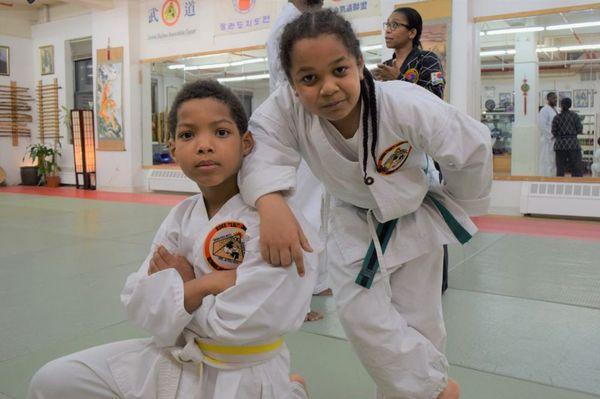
[520,181,600,217]
[147,169,200,193]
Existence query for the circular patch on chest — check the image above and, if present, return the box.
[403,68,419,83]
[204,221,247,270]
[377,141,413,175]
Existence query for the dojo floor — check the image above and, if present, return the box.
[1,186,599,399]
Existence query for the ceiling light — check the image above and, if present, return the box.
[486,26,544,35]
[229,57,267,67]
[536,47,559,53]
[168,64,185,69]
[361,45,382,52]
[218,76,246,83]
[546,21,600,31]
[558,44,600,51]
[218,73,270,83]
[480,50,510,57]
[245,73,270,81]
[185,62,231,71]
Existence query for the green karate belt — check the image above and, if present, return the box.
[355,194,472,289]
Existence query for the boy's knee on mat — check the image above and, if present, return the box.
[28,358,77,398]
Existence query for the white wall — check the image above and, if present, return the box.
[0,35,34,185]
[0,9,36,38]
[92,0,145,191]
[139,0,382,61]
[30,13,93,185]
[490,180,522,214]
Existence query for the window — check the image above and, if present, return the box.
[74,58,93,109]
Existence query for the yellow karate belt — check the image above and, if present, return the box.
[195,336,284,367]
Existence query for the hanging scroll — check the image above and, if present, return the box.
[96,45,125,151]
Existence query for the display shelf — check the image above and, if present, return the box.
[482,112,513,157]
[577,113,598,173]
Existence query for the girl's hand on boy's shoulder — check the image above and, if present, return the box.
[148,245,196,283]
[256,193,313,277]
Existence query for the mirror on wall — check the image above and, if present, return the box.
[478,7,600,178]
[142,35,383,167]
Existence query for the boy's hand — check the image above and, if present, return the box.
[256,193,313,277]
[206,269,237,295]
[148,245,196,283]
[182,269,237,313]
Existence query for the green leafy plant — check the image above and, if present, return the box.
[60,105,73,142]
[23,143,62,185]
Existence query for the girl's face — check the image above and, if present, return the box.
[384,12,415,50]
[288,34,364,130]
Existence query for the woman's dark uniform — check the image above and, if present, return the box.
[383,47,445,99]
[384,47,450,293]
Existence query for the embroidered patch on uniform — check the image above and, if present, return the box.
[404,68,419,83]
[431,71,444,86]
[376,141,412,175]
[204,221,247,270]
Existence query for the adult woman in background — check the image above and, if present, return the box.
[374,7,445,99]
[375,7,449,293]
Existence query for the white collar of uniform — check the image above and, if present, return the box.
[192,192,246,221]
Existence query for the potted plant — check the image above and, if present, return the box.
[23,142,62,187]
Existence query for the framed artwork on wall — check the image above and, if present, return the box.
[40,45,54,75]
[573,89,589,108]
[558,91,571,103]
[0,46,9,76]
[540,89,555,105]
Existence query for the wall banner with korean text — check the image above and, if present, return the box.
[324,0,380,19]
[214,1,278,36]
[142,0,201,43]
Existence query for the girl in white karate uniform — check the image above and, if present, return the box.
[27,80,319,399]
[239,10,493,399]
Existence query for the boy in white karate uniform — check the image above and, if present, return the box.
[27,80,319,399]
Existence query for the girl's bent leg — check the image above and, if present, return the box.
[328,244,448,399]
[390,247,446,352]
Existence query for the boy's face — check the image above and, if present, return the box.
[169,98,253,191]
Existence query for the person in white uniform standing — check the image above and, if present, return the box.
[27,80,320,399]
[240,10,493,399]
[267,0,332,318]
[538,91,559,176]
[592,137,600,177]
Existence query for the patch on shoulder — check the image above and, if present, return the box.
[403,68,419,83]
[431,71,445,86]
[377,141,412,175]
[204,221,247,270]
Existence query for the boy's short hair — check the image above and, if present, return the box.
[168,79,248,139]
